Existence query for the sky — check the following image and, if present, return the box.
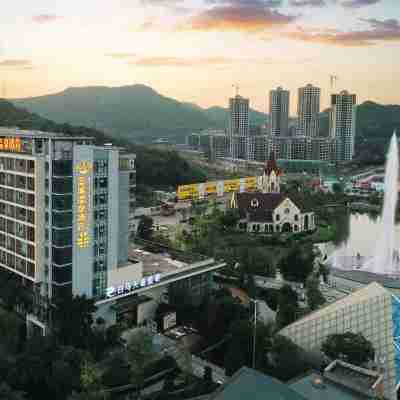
[1,0,399,114]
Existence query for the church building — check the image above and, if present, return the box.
[230,154,315,234]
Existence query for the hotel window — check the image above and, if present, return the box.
[16,159,26,173]
[27,262,35,278]
[16,191,25,205]
[15,222,25,239]
[15,257,26,274]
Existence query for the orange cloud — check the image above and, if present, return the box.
[105,53,137,59]
[0,60,33,68]
[286,18,400,46]
[180,5,297,33]
[129,56,309,67]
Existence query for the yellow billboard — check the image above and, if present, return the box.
[224,179,240,193]
[205,182,217,195]
[245,177,257,191]
[177,184,199,201]
[177,176,259,201]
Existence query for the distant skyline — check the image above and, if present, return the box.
[1,0,399,114]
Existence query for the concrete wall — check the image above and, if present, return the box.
[137,286,165,325]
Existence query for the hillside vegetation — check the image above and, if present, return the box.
[0,99,206,189]
[12,85,267,143]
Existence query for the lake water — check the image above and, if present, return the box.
[333,213,400,259]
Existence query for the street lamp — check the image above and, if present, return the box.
[249,298,258,369]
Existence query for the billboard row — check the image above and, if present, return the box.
[177,176,259,201]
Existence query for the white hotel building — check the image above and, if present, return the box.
[0,128,225,333]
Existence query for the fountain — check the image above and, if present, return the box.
[366,133,399,275]
[331,132,400,276]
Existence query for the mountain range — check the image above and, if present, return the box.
[10,85,400,147]
[12,85,267,143]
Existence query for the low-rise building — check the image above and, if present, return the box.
[280,282,400,400]
[230,155,315,234]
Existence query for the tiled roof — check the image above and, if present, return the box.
[265,152,283,176]
[236,192,286,211]
[208,367,307,400]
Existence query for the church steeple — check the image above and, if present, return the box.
[262,152,282,193]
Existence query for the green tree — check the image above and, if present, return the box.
[224,320,274,376]
[54,295,97,350]
[127,331,157,391]
[0,308,23,355]
[265,335,312,381]
[276,285,299,329]
[69,359,108,400]
[13,335,85,400]
[137,215,154,240]
[175,342,193,383]
[306,276,325,311]
[278,245,315,283]
[0,383,26,400]
[321,332,375,366]
[102,355,130,388]
[332,182,343,194]
[218,209,240,230]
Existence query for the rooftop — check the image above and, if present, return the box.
[208,367,307,400]
[331,267,400,289]
[130,239,211,276]
[280,282,390,331]
[289,371,375,400]
[324,360,382,397]
[0,127,94,140]
[129,248,189,275]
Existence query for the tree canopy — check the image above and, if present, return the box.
[321,332,375,366]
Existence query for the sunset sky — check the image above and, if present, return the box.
[1,0,399,114]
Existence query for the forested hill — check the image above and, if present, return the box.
[11,85,267,142]
[0,99,206,188]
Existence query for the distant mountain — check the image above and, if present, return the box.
[205,106,267,127]
[319,101,400,140]
[11,85,267,143]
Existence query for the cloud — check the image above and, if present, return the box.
[289,0,325,6]
[286,18,400,46]
[105,53,137,59]
[340,0,380,8]
[0,60,32,67]
[32,14,63,23]
[129,56,308,67]
[181,4,298,32]
[205,0,282,6]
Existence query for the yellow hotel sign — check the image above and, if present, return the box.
[76,161,91,248]
[0,137,22,152]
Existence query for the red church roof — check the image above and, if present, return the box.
[264,152,282,176]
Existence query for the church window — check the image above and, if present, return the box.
[294,214,299,221]
[250,198,259,208]
[284,208,290,215]
[276,214,280,221]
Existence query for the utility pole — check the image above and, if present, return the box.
[249,298,258,369]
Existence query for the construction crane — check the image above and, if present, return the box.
[330,75,338,93]
[232,84,239,96]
